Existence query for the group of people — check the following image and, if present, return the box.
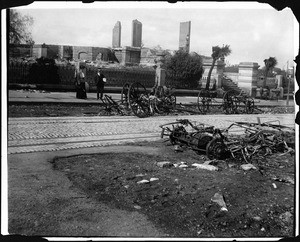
[74,66,106,100]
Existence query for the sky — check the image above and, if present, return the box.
[10,1,298,69]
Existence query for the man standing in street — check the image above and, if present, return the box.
[94,68,106,99]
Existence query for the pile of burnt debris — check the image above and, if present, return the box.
[160,118,295,163]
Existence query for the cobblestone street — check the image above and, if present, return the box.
[7,113,295,154]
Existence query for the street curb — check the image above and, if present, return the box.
[8,100,295,108]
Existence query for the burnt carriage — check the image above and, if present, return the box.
[159,118,295,163]
[100,81,176,118]
[197,89,256,114]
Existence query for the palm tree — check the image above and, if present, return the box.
[205,45,231,90]
[263,57,277,88]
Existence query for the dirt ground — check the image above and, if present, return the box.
[51,139,295,238]
[7,103,296,238]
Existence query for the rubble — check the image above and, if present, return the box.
[240,164,257,171]
[192,163,218,171]
[137,179,150,184]
[272,176,294,184]
[174,145,183,152]
[53,140,295,237]
[279,211,293,224]
[211,193,228,212]
[253,216,262,221]
[159,118,295,163]
[156,161,173,168]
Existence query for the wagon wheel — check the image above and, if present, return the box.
[167,94,176,109]
[169,126,187,145]
[197,89,211,114]
[154,94,176,114]
[192,133,213,155]
[155,85,165,98]
[223,90,237,114]
[128,82,151,118]
[206,138,228,160]
[154,96,165,114]
[121,82,130,105]
[245,98,255,114]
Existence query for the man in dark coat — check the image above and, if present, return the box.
[95,68,106,99]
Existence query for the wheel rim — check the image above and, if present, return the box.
[128,82,150,118]
[155,86,164,98]
[154,94,176,114]
[154,97,165,114]
[245,99,254,114]
[223,90,236,114]
[168,94,176,109]
[206,139,227,160]
[197,90,210,114]
[121,83,130,105]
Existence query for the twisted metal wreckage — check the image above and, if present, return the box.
[99,82,258,118]
[100,82,176,118]
[159,118,295,162]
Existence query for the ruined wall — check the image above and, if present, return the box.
[72,46,93,61]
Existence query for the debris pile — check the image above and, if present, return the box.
[160,118,295,163]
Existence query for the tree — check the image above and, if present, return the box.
[205,45,231,90]
[163,50,204,89]
[9,9,34,44]
[263,57,278,88]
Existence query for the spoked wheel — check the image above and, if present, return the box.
[167,94,176,109]
[223,90,237,114]
[245,98,255,114]
[169,126,187,145]
[154,94,176,114]
[128,82,151,118]
[206,138,229,160]
[155,85,164,98]
[197,89,211,114]
[121,83,130,105]
[192,133,213,155]
[154,97,165,114]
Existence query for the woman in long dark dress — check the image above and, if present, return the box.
[74,66,87,99]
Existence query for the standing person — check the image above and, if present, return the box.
[94,68,106,99]
[75,65,87,99]
[74,69,81,99]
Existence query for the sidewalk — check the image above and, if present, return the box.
[7,89,295,107]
